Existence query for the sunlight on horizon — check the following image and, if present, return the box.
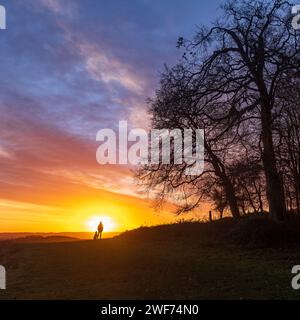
[85,215,118,232]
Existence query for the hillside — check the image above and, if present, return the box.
[1,217,300,299]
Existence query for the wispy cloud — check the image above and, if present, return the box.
[0,0,222,230]
[39,0,62,12]
[78,41,145,93]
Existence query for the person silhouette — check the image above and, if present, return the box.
[97,221,103,240]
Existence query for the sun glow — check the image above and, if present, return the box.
[86,215,117,232]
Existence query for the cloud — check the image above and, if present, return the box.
[0,0,223,230]
[78,42,145,94]
[39,0,62,12]
[0,146,12,159]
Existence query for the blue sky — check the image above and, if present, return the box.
[0,0,223,231]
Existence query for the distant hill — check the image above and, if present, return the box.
[6,235,79,243]
[0,232,120,242]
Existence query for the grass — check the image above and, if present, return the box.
[1,216,300,299]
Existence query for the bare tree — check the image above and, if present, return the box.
[274,74,300,213]
[138,0,299,221]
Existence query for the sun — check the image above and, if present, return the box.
[86,215,117,232]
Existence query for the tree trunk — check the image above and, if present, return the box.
[253,179,264,214]
[243,184,257,213]
[205,142,240,219]
[223,177,241,218]
[261,104,286,221]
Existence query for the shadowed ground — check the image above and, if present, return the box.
[0,218,300,299]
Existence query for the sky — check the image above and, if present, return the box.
[0,0,222,232]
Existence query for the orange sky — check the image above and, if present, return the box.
[0,182,200,232]
[0,0,215,232]
[0,110,209,232]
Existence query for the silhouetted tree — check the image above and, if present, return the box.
[138,0,300,221]
[274,74,300,213]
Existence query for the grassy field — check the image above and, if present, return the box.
[1,218,300,299]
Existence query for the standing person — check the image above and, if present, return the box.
[97,221,104,240]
